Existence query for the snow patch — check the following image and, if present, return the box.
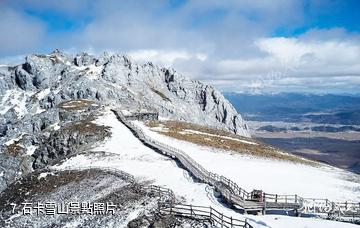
[38,172,53,180]
[4,133,25,146]
[53,123,60,130]
[119,208,144,227]
[0,90,15,114]
[0,90,34,118]
[6,213,21,222]
[63,220,82,228]
[26,145,37,155]
[36,88,51,100]
[151,126,169,133]
[181,129,258,145]
[34,105,46,114]
[258,215,359,228]
[13,93,28,118]
[86,64,103,80]
[158,116,170,121]
[27,88,51,115]
[120,109,132,116]
[71,64,103,80]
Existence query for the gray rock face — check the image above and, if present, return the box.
[1,50,249,136]
[74,52,96,67]
[0,50,250,192]
[33,115,110,169]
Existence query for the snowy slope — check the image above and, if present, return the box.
[0,89,34,117]
[135,121,360,202]
[257,215,359,228]
[55,111,251,222]
[55,111,359,228]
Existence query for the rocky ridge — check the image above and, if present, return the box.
[0,50,249,192]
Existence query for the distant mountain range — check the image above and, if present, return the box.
[224,92,360,173]
[225,92,360,125]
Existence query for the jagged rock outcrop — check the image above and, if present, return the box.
[32,117,110,169]
[0,50,249,192]
[1,50,249,137]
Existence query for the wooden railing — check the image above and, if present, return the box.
[111,109,360,219]
[160,204,254,228]
[264,193,301,205]
[51,166,253,227]
[112,110,253,207]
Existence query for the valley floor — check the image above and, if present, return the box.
[248,120,360,173]
[56,110,360,228]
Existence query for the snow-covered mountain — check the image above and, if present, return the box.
[0,50,248,192]
[0,50,249,136]
[1,51,359,227]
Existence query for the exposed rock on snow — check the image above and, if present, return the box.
[0,168,209,228]
[0,98,108,192]
[0,50,249,137]
[0,50,249,192]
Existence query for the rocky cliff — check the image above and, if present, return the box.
[0,50,249,192]
[0,50,249,135]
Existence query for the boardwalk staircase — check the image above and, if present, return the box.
[111,109,360,222]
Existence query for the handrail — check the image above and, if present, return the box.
[111,109,360,219]
[51,166,253,227]
[161,204,252,228]
[113,111,251,202]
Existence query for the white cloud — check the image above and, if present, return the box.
[255,37,360,77]
[168,34,360,93]
[128,49,207,67]
[0,7,45,56]
[0,1,359,93]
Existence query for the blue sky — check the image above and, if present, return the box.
[274,0,360,36]
[1,0,360,94]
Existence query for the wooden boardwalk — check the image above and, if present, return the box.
[52,166,254,227]
[112,109,360,221]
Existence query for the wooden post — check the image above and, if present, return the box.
[275,194,278,203]
[295,194,297,203]
[230,216,233,227]
[221,213,224,228]
[245,218,251,228]
[263,193,266,215]
[295,209,299,217]
[190,205,193,218]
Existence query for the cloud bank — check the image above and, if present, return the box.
[0,0,359,93]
